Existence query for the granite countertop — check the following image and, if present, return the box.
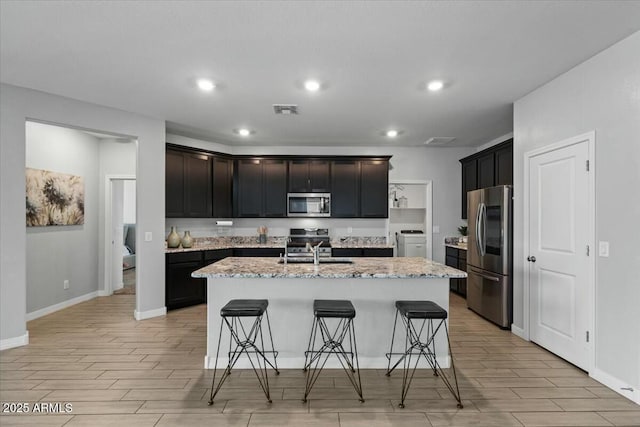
[192,257,467,279]
[166,236,393,253]
[445,243,468,251]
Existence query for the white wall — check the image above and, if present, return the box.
[166,134,475,263]
[0,83,166,349]
[514,32,640,402]
[25,122,101,313]
[97,139,136,293]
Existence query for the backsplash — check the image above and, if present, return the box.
[165,217,388,240]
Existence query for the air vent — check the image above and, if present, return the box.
[424,137,456,146]
[273,104,299,115]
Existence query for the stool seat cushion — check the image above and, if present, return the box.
[221,299,268,317]
[395,300,447,319]
[314,299,356,318]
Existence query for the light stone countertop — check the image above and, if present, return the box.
[192,257,466,279]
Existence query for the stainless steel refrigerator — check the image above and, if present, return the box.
[467,185,513,329]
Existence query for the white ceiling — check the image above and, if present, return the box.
[2,1,639,147]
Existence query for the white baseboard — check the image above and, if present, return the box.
[510,324,527,340]
[591,367,639,404]
[134,306,167,321]
[97,290,111,297]
[26,291,99,321]
[204,355,451,370]
[0,331,29,351]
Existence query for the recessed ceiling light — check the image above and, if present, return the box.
[237,128,251,137]
[196,78,215,92]
[386,129,399,138]
[304,80,321,92]
[427,80,444,92]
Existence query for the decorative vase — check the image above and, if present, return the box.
[181,230,193,248]
[259,233,267,244]
[167,226,180,248]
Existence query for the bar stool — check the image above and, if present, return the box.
[302,299,364,403]
[385,300,462,409]
[207,299,279,406]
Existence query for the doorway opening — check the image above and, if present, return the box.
[108,178,137,295]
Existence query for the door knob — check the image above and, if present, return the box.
[527,256,536,262]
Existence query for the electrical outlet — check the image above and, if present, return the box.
[63,280,69,290]
[145,232,152,242]
[347,227,353,234]
[598,241,609,257]
[433,225,440,233]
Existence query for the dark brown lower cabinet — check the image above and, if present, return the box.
[332,247,393,257]
[233,247,284,257]
[446,246,467,297]
[166,252,206,310]
[166,249,232,310]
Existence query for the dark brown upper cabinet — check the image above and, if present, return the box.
[165,148,186,217]
[234,158,287,218]
[360,160,389,218]
[330,159,389,218]
[166,147,211,218]
[331,160,360,217]
[212,156,233,218]
[459,139,513,219]
[288,160,330,192]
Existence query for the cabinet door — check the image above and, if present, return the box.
[263,160,287,217]
[309,160,330,192]
[331,160,359,217]
[332,248,363,257]
[212,156,232,218]
[494,144,513,185]
[477,152,495,189]
[360,160,389,218]
[234,248,283,257]
[288,160,309,192]
[184,152,212,217]
[362,248,393,257]
[458,256,467,297]
[235,159,263,217]
[461,160,477,219]
[166,253,205,310]
[166,149,185,217]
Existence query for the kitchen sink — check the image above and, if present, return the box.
[278,257,353,264]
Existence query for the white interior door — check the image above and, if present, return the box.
[528,137,592,371]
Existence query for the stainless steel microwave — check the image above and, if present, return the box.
[287,193,331,217]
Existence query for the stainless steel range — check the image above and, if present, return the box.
[286,228,332,257]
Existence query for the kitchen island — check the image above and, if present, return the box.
[193,257,466,369]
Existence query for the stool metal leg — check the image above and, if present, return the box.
[303,317,364,403]
[386,314,463,409]
[208,313,278,406]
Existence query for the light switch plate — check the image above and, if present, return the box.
[432,225,440,234]
[598,241,609,257]
[145,232,153,242]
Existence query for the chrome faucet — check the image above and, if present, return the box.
[307,241,323,265]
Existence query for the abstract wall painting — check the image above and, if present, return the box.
[26,168,85,226]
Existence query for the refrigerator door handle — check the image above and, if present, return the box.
[476,202,486,257]
[481,202,487,256]
[468,266,501,282]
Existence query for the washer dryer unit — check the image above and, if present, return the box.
[396,230,426,258]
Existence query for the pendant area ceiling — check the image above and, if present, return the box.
[1,1,639,147]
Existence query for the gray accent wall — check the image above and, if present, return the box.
[514,33,640,399]
[25,122,101,313]
[0,83,166,348]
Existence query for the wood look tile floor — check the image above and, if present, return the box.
[1,293,638,426]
